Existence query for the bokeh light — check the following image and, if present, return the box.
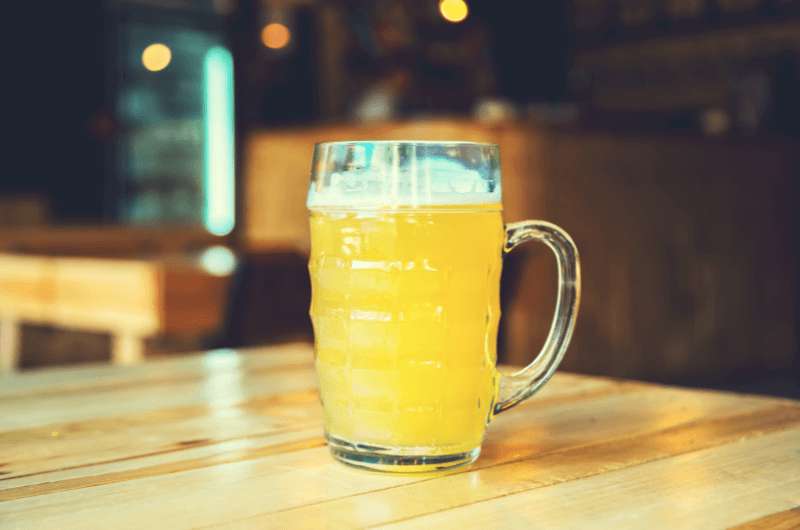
[199,245,237,276]
[439,0,469,23]
[261,22,291,49]
[141,43,172,72]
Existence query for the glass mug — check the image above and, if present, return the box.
[307,141,580,472]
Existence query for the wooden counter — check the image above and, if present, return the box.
[242,120,798,384]
[1,343,798,528]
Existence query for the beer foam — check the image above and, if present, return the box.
[307,156,502,208]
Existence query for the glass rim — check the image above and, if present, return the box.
[313,140,499,149]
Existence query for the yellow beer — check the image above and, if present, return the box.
[307,141,580,472]
[309,205,504,454]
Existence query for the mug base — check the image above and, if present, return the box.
[326,434,480,473]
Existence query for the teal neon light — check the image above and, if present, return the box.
[203,46,235,236]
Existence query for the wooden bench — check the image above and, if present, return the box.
[0,225,224,257]
[0,253,232,372]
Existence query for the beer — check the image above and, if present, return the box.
[309,205,504,454]
[307,141,580,471]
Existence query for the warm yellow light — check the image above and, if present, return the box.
[142,43,172,72]
[261,22,291,49]
[439,0,469,23]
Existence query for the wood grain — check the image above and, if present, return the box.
[0,344,798,529]
[731,507,800,530]
[377,428,800,530]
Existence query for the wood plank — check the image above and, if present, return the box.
[0,254,53,319]
[0,226,224,258]
[0,385,793,528]
[0,388,321,482]
[201,403,800,529]
[0,362,608,431]
[0,426,326,500]
[0,374,619,485]
[0,344,312,399]
[50,257,160,335]
[0,360,317,432]
[376,427,800,530]
[730,507,800,530]
[0,369,615,481]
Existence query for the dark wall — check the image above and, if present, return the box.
[473,1,570,102]
[232,1,320,129]
[2,2,108,221]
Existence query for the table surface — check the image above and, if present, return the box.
[1,344,799,529]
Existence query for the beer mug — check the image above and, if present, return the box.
[307,141,580,472]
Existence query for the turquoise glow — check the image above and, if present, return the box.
[203,46,236,236]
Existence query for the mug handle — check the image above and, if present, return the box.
[494,220,581,414]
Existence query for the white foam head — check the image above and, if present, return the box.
[307,141,502,209]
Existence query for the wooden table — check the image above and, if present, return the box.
[0,253,232,372]
[1,344,798,529]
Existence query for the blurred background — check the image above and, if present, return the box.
[0,0,797,396]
